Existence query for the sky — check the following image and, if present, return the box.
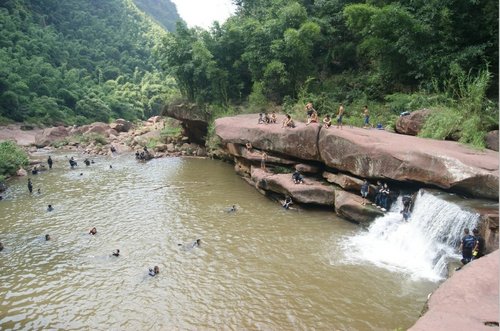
[171,0,236,29]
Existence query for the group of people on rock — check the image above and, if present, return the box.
[274,101,373,130]
[458,227,485,269]
[258,112,278,124]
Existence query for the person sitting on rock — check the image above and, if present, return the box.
[270,111,277,124]
[306,110,318,125]
[292,170,304,184]
[305,102,315,118]
[322,114,332,128]
[264,113,271,124]
[282,114,296,128]
[258,113,266,124]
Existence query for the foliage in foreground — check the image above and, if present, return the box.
[0,141,28,179]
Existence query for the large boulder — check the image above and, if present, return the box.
[216,114,321,161]
[163,102,209,145]
[35,126,70,147]
[395,109,431,136]
[410,250,499,331]
[251,167,334,206]
[318,126,499,200]
[334,190,384,225]
[85,122,110,136]
[485,130,498,151]
[109,119,132,133]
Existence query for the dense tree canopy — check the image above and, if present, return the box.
[159,0,498,105]
[0,0,180,125]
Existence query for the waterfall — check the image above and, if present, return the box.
[345,189,480,281]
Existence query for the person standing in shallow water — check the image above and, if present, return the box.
[47,156,53,169]
[28,179,33,194]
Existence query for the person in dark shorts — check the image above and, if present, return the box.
[360,180,369,205]
[459,228,476,266]
[472,228,485,260]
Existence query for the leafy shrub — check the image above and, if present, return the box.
[0,141,29,178]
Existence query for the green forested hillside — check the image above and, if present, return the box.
[133,0,182,32]
[0,0,179,125]
[159,0,498,147]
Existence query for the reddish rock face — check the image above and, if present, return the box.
[319,126,499,200]
[251,167,335,206]
[35,126,69,147]
[395,109,431,136]
[410,250,499,331]
[334,190,384,224]
[215,114,499,200]
[215,114,321,161]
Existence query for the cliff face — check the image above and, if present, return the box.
[215,114,499,200]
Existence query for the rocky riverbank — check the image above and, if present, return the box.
[0,117,206,159]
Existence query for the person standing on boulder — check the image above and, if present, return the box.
[362,105,370,129]
[261,152,268,171]
[360,180,369,205]
[336,103,345,129]
[47,156,53,169]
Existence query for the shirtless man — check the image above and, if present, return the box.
[337,103,345,129]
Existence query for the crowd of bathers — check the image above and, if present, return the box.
[0,153,203,277]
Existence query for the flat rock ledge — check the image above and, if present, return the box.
[215,114,499,200]
[410,250,499,331]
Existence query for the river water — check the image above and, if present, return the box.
[0,154,437,330]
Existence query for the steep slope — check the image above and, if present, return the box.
[133,0,182,32]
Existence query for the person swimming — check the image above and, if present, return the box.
[112,249,120,257]
[89,227,97,235]
[282,196,293,209]
[47,204,54,212]
[149,265,159,276]
[226,205,237,213]
[193,239,201,248]
[0,242,4,251]
[45,234,51,241]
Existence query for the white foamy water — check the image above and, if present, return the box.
[345,190,480,281]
